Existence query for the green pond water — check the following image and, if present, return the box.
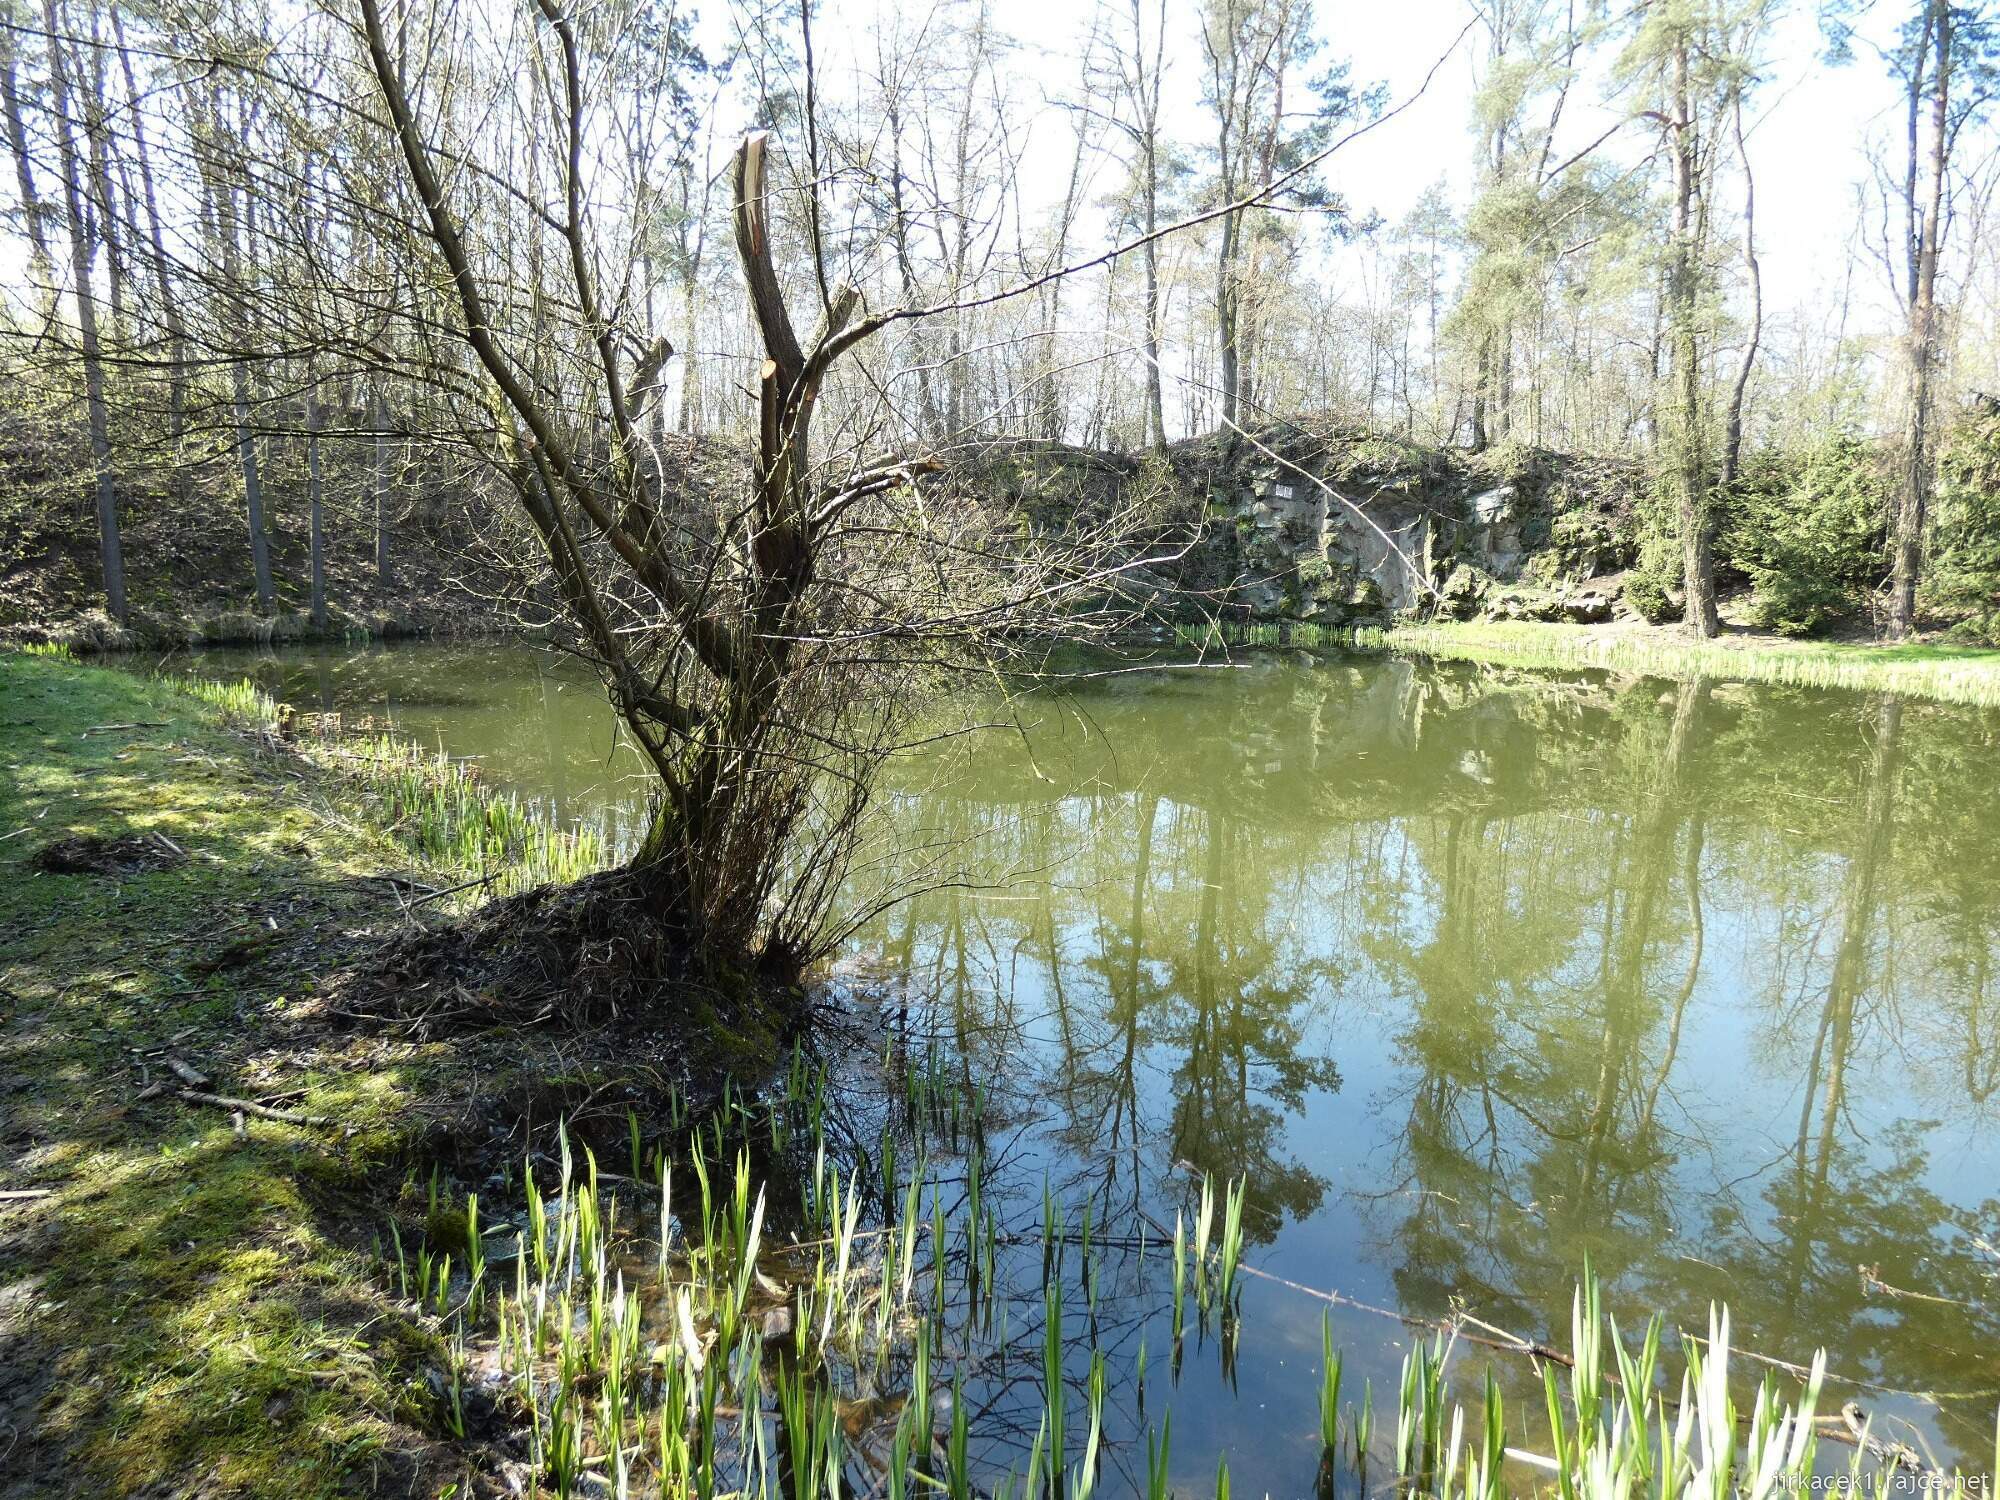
[171,640,2000,1484]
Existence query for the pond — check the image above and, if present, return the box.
[168,639,2000,1486]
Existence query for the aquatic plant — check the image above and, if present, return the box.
[305,728,605,896]
[175,673,281,728]
[373,1064,1988,1500]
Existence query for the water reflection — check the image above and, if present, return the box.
[178,642,2000,1469]
[858,657,2000,1465]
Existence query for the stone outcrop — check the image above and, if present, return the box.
[1150,424,1643,628]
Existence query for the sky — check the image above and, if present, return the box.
[775,0,1929,341]
[0,0,1933,377]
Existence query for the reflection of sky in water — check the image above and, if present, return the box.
[175,641,2000,1480]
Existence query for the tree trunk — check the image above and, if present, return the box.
[42,0,124,620]
[373,384,394,586]
[1888,0,1949,641]
[0,21,56,292]
[1141,232,1166,447]
[1719,85,1762,490]
[307,395,326,630]
[1217,209,1242,429]
[1469,332,1491,451]
[111,8,187,441]
[201,89,276,613]
[1668,36,1719,638]
[76,4,125,331]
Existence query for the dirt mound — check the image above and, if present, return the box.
[336,867,802,1044]
[32,832,186,875]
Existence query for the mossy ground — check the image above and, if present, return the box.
[0,652,478,1497]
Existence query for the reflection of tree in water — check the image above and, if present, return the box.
[1162,806,1341,1242]
[1700,700,2000,1467]
[839,658,2000,1455]
[1359,681,1711,1331]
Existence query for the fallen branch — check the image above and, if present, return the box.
[165,1056,211,1088]
[175,1087,346,1132]
[0,1188,54,1201]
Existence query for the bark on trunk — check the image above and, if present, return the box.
[1888,0,1949,641]
[0,23,56,291]
[42,0,124,620]
[1217,209,1242,429]
[201,88,276,612]
[373,385,393,586]
[307,396,326,630]
[1668,37,1719,638]
[111,8,187,440]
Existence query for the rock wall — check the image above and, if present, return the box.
[1156,425,1643,627]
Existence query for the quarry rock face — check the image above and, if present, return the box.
[1153,427,1640,628]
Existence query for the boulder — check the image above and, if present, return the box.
[1559,590,1614,624]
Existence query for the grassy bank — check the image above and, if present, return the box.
[1356,621,2000,707]
[0,649,576,1496]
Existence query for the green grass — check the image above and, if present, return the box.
[298,730,604,896]
[1170,615,2000,706]
[0,650,451,1495]
[1355,621,2000,707]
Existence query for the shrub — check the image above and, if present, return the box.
[1723,435,1886,637]
[1625,532,1683,624]
[1925,402,2000,640]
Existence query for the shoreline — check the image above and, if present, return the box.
[1354,619,2000,708]
[1154,615,2000,708]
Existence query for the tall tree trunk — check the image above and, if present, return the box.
[111,8,187,441]
[42,0,124,620]
[1141,230,1166,447]
[1889,0,1949,641]
[372,383,394,586]
[1217,209,1242,429]
[307,394,326,630]
[76,3,125,330]
[1668,36,1719,638]
[1719,85,1763,489]
[884,97,934,442]
[1469,331,1491,451]
[0,20,56,292]
[201,88,275,612]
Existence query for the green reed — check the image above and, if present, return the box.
[366,1067,1992,1500]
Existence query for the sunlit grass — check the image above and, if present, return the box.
[313,731,606,893]
[1358,621,2000,707]
[163,670,606,895]
[1166,616,2000,706]
[173,672,282,729]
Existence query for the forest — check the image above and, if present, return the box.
[4,0,2000,1498]
[1,0,1998,649]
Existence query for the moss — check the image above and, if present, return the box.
[0,651,449,1495]
[423,1202,473,1259]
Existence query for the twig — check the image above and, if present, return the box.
[175,1087,346,1132]
[405,870,501,908]
[0,1189,54,1201]
[165,1056,211,1088]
